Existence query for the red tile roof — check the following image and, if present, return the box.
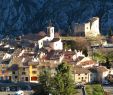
[96,66,108,73]
[80,60,96,66]
[51,38,60,42]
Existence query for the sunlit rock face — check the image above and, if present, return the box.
[0,0,113,36]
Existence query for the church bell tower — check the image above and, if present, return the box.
[47,20,54,40]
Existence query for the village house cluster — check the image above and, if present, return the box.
[0,17,113,85]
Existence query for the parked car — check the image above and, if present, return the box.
[103,81,110,85]
[15,90,24,95]
[0,87,6,91]
[10,85,20,91]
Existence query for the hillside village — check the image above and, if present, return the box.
[0,17,113,87]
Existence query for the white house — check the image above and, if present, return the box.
[21,25,63,50]
[96,66,109,83]
[49,38,63,50]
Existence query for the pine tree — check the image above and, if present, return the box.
[39,62,76,95]
[52,63,75,95]
[39,68,52,95]
[105,57,111,69]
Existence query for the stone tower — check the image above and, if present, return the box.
[47,26,54,40]
[73,17,100,37]
[90,17,100,36]
[47,20,54,40]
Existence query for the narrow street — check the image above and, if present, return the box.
[82,87,86,95]
[76,89,83,95]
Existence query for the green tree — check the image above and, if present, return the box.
[64,42,71,50]
[92,52,106,62]
[63,40,76,51]
[39,68,52,95]
[103,57,111,69]
[51,63,75,95]
[39,62,76,95]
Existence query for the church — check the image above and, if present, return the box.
[21,25,63,50]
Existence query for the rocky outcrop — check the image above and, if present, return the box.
[0,0,113,36]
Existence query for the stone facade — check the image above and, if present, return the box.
[73,17,100,37]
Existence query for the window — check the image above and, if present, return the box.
[85,73,87,75]
[22,72,26,75]
[32,65,37,69]
[23,68,25,71]
[15,76,18,79]
[90,74,92,76]
[31,76,37,81]
[81,77,84,81]
[9,76,11,80]
[32,71,37,74]
[78,74,80,76]
[21,77,24,80]
[78,77,80,80]
[12,71,15,74]
[85,77,87,79]
[41,42,42,45]
[25,77,28,81]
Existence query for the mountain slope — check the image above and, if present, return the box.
[1,0,113,36]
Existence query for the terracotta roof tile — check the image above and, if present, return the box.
[51,38,60,42]
[80,60,96,66]
[22,33,46,41]
[73,66,90,74]
[96,66,108,73]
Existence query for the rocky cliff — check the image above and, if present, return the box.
[1,0,113,36]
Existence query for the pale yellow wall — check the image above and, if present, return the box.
[19,67,29,81]
[73,73,91,83]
